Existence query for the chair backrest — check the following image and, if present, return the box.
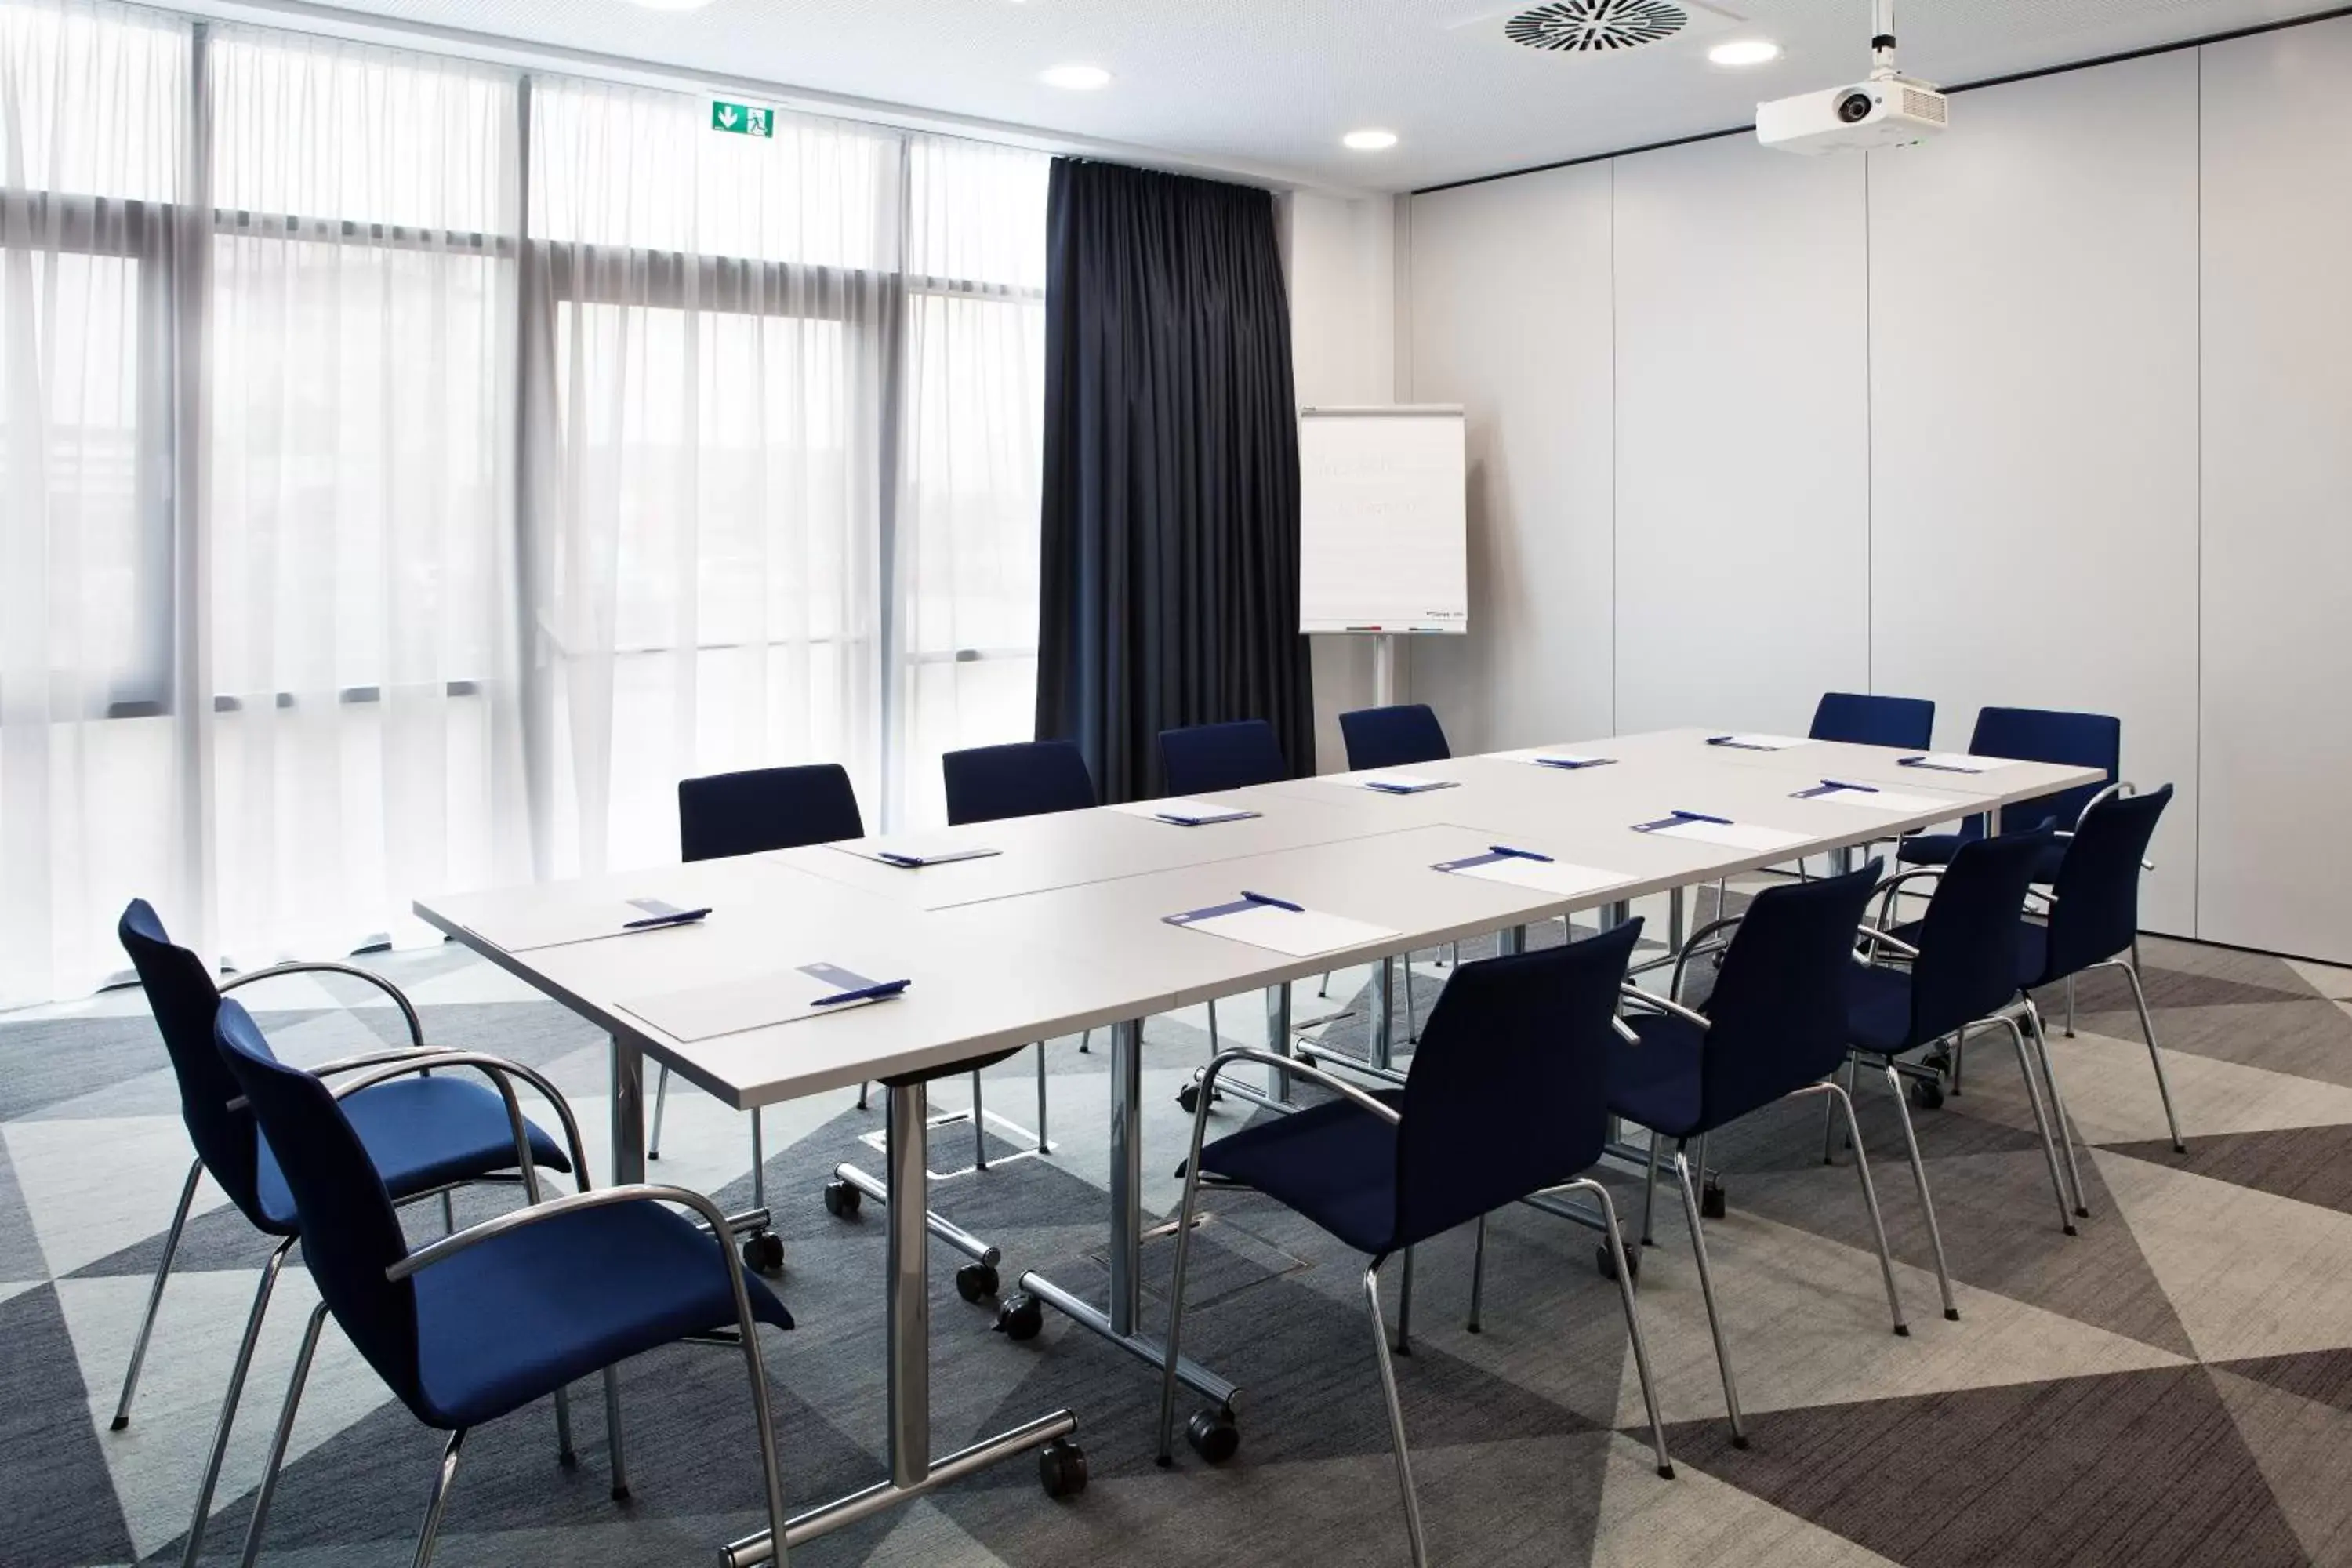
[1338,705,1451,772]
[677,764,865,862]
[1699,861,1883,1126]
[116,900,275,1229]
[214,998,424,1409]
[2042,785,2172,982]
[1969,706,2120,837]
[942,740,1098,827]
[1810,691,1936,751]
[1908,829,2055,1042]
[1156,720,1287,797]
[1392,920,1643,1248]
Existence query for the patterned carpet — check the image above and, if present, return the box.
[6,884,2352,1568]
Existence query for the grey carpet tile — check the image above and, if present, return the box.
[2106,1123,2352,1219]
[2070,993,2352,1091]
[2,1284,140,1568]
[0,1012,314,1123]
[1660,1365,2308,1568]
[2215,1347,2352,1418]
[0,1135,49,1282]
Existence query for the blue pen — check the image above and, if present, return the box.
[1240,890,1305,913]
[1820,779,1878,793]
[811,978,911,1007]
[1671,809,1734,825]
[622,906,711,930]
[1488,844,1555,862]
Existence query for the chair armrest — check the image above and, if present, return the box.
[1194,1048,1402,1127]
[1871,868,1946,931]
[1671,915,1746,1004]
[220,961,424,1047]
[328,1051,592,1200]
[389,1183,732,1281]
[1620,984,1711,1030]
[309,1046,455,1080]
[1855,925,1922,962]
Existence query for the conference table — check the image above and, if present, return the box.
[413,726,2099,1566]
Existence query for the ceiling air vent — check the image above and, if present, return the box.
[1447,0,1740,56]
[1504,0,1687,52]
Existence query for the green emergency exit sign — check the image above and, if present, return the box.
[710,100,773,137]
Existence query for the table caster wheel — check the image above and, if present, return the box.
[822,1178,861,1219]
[1185,1406,1240,1464]
[1910,1076,1946,1111]
[742,1231,785,1276]
[956,1261,1000,1303]
[1038,1438,1088,1499]
[1597,1237,1641,1285]
[1700,1181,1727,1221]
[993,1292,1043,1341]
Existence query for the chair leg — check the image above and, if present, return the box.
[411,1428,469,1568]
[1882,1064,1959,1322]
[1403,955,1419,1046]
[648,1062,670,1160]
[1819,1083,1908,1335]
[179,1236,296,1568]
[1207,998,1220,1054]
[1571,1178,1673,1479]
[1672,1147,1745,1447]
[1997,1015,2078,1237]
[1361,1257,1431,1568]
[858,1080,871,1110]
[1318,970,1331,1000]
[439,1190,456,1236]
[2113,958,2186,1153]
[112,1156,201,1430]
[1466,1213,1487,1334]
[236,1302,328,1568]
[2022,999,2090,1218]
[1079,1026,1091,1054]
[604,1364,630,1501]
[1156,1071,1221,1465]
[2065,974,2077,1037]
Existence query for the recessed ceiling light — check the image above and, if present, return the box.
[1342,129,1399,151]
[1708,39,1782,67]
[1040,64,1112,90]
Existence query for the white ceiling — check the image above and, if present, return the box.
[242,0,2326,190]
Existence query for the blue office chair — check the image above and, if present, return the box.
[1606,862,1905,1447]
[1338,704,1451,772]
[113,900,576,1568]
[944,739,1098,826]
[1155,922,1672,1568]
[1157,718,1289,796]
[1844,832,2078,1324]
[1810,691,1936,750]
[1896,706,2120,884]
[2009,785,2180,1223]
[213,999,792,1568]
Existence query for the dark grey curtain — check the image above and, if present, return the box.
[1033,158,1313,803]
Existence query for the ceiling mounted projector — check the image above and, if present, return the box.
[1756,0,1947,154]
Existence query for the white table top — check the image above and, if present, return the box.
[414,730,2100,1111]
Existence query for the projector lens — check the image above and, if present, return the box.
[1838,91,1875,123]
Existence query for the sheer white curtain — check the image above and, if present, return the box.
[204,27,524,964]
[891,135,1049,827]
[524,78,899,873]
[2,0,192,1004]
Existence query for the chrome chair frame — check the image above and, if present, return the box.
[1156,1048,1673,1568]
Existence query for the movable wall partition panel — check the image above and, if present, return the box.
[1403,13,2352,962]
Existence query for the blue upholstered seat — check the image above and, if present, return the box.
[1810,691,1935,750]
[1338,705,1451,772]
[1195,1091,1404,1255]
[1157,719,1288,795]
[677,762,864,861]
[253,1075,570,1232]
[1897,706,2118,872]
[1606,1014,1708,1139]
[942,739,1098,826]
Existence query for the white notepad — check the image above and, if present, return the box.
[1489,748,1614,769]
[1797,786,1965,815]
[829,837,1000,868]
[1164,899,1398,959]
[616,962,903,1042]
[1436,854,1635,899]
[1708,733,1813,751]
[1108,798,1260,826]
[1646,818,1812,853]
[474,898,710,954]
[1319,772,1458,794]
[1901,752,2019,774]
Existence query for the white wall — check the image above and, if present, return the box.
[1613,137,1870,739]
[1868,51,2202,934]
[1282,189,1397,771]
[1406,162,1615,754]
[1394,14,2352,959]
[2198,16,2352,960]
